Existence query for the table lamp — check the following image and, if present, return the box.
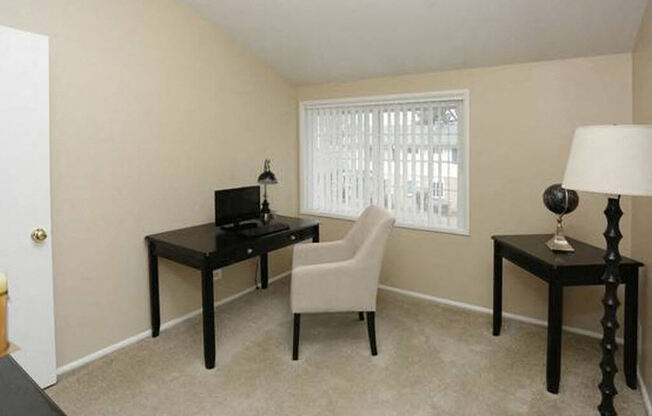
[562,125,652,416]
[257,159,277,222]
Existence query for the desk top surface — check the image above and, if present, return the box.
[492,234,643,268]
[0,356,66,416]
[146,215,319,255]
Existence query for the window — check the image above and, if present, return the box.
[300,91,469,235]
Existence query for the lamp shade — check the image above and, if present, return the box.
[562,125,652,196]
[257,170,277,184]
[257,159,278,184]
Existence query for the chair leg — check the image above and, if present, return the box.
[292,313,301,361]
[358,312,364,321]
[366,311,377,356]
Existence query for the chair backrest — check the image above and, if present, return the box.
[345,206,395,276]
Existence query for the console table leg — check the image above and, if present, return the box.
[148,241,160,338]
[260,253,268,289]
[624,270,638,390]
[201,264,216,369]
[493,242,502,336]
[547,282,563,394]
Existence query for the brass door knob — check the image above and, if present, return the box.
[31,228,48,242]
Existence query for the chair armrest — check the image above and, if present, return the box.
[292,240,354,268]
[291,260,378,313]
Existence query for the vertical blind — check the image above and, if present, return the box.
[301,94,468,233]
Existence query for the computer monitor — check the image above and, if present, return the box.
[215,186,261,227]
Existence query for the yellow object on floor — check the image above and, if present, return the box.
[0,271,8,356]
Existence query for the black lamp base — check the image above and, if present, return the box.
[598,196,623,416]
[261,199,270,215]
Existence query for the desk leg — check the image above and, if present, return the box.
[547,283,563,394]
[313,227,320,243]
[201,264,216,369]
[148,241,160,338]
[493,243,502,336]
[624,270,638,390]
[260,253,269,289]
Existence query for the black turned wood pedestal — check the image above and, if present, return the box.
[492,234,642,395]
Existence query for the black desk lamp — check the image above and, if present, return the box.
[257,159,277,221]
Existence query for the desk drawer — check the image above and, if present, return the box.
[211,227,316,267]
[216,244,263,266]
[263,227,316,250]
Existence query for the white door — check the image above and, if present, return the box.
[0,24,57,387]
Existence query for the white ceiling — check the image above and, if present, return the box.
[182,0,649,85]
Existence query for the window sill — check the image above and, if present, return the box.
[299,209,470,237]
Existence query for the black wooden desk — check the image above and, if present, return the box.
[146,215,319,369]
[492,234,642,394]
[0,355,66,416]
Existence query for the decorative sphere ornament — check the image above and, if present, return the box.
[542,184,579,252]
[543,184,579,216]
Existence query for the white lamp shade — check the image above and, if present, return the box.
[562,125,652,196]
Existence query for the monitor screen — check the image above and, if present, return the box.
[215,186,261,226]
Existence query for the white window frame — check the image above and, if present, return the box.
[299,90,470,236]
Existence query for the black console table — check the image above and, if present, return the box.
[492,234,642,394]
[0,355,66,415]
[146,215,319,369]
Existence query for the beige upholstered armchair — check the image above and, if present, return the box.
[290,205,395,360]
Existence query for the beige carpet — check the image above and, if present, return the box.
[47,278,646,416]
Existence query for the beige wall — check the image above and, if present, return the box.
[0,0,641,374]
[0,0,297,367]
[298,54,633,334]
[632,0,652,398]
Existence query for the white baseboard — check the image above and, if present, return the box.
[639,368,652,416]
[56,272,291,375]
[56,276,624,376]
[378,284,624,344]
